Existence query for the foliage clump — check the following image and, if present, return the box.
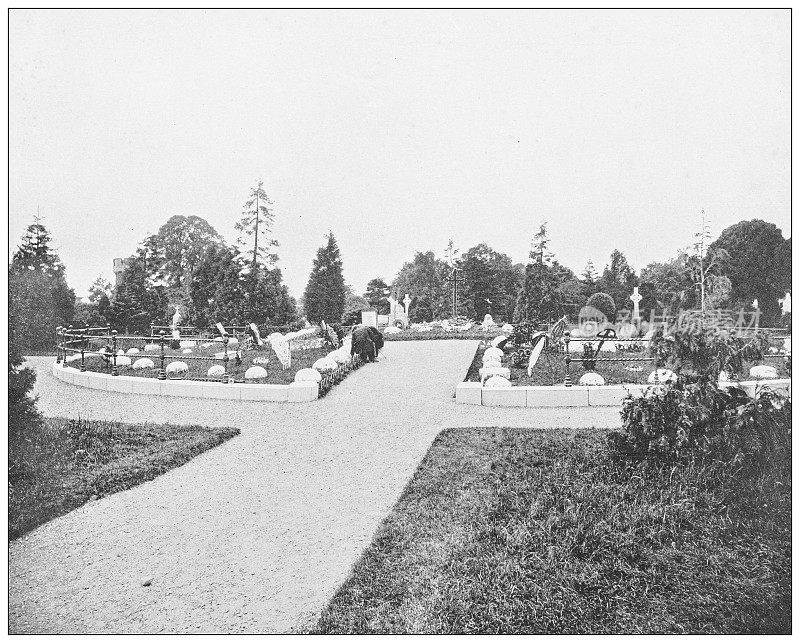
[610,323,788,469]
[586,292,616,323]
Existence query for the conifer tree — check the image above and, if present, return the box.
[9,217,75,350]
[303,232,346,324]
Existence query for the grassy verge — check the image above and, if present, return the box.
[9,417,239,540]
[313,427,790,634]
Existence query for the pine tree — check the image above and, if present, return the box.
[303,232,346,324]
[235,181,279,275]
[9,218,75,350]
[513,223,566,323]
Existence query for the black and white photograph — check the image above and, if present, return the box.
[7,8,792,634]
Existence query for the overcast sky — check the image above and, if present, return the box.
[9,9,790,301]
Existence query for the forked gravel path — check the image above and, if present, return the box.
[11,341,620,634]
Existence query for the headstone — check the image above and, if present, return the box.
[780,292,792,315]
[361,310,378,328]
[526,333,547,376]
[629,287,642,323]
[249,323,264,346]
[403,294,411,315]
[269,333,291,370]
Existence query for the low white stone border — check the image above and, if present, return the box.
[456,379,792,407]
[52,362,318,402]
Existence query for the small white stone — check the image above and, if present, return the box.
[484,375,512,387]
[114,356,132,367]
[182,348,193,354]
[227,337,239,346]
[126,348,140,355]
[491,335,508,348]
[648,368,677,384]
[480,366,510,382]
[501,324,514,333]
[201,342,213,348]
[328,350,350,364]
[207,365,225,377]
[179,340,195,349]
[579,372,605,386]
[383,326,401,335]
[749,365,778,380]
[116,349,126,356]
[312,357,338,372]
[165,361,189,376]
[244,366,268,380]
[483,347,504,360]
[252,356,269,365]
[141,576,153,587]
[132,358,155,370]
[144,344,159,352]
[294,368,322,383]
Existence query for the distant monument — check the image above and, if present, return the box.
[629,286,642,324]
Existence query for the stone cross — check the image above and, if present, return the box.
[403,294,411,315]
[629,287,642,323]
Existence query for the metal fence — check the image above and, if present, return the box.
[56,326,244,383]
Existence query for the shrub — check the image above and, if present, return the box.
[586,292,616,322]
[610,324,786,469]
[8,309,42,449]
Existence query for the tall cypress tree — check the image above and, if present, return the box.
[303,232,346,324]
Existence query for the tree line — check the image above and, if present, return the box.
[8,199,792,353]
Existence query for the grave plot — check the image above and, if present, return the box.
[55,321,380,398]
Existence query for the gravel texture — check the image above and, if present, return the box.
[11,341,621,634]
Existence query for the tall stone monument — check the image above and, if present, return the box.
[629,287,642,324]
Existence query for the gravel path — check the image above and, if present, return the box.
[10,341,620,634]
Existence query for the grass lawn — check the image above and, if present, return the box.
[65,344,330,385]
[9,417,239,540]
[313,427,791,634]
[465,345,789,386]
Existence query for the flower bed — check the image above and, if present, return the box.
[66,344,329,385]
[464,344,790,387]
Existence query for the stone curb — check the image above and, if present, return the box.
[456,379,791,408]
[52,361,319,402]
